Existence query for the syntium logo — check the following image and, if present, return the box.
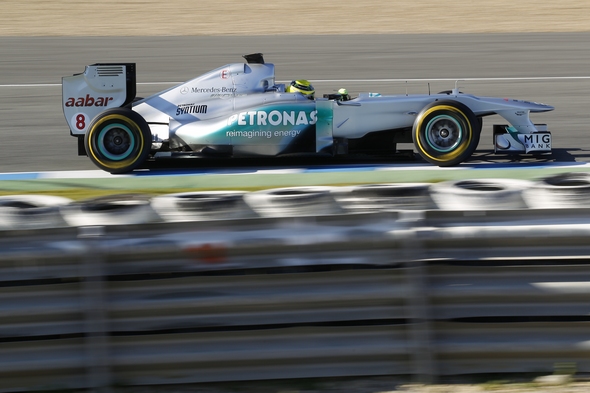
[176,104,207,115]
[228,110,317,127]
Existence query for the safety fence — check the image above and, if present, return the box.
[2,202,590,392]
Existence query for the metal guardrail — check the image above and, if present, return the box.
[1,207,590,392]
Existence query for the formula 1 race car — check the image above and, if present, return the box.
[62,53,554,173]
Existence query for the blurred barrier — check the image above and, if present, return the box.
[0,173,590,230]
[522,172,590,208]
[1,172,590,229]
[150,191,257,221]
[0,209,590,391]
[1,203,590,392]
[60,194,161,227]
[428,178,533,210]
[0,195,73,230]
[332,183,436,212]
[243,186,345,217]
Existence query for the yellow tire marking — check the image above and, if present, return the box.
[414,105,473,163]
[87,114,145,170]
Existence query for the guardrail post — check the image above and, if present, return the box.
[400,214,436,384]
[406,258,436,384]
[79,226,112,393]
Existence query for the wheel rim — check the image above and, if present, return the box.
[425,115,463,152]
[97,123,135,161]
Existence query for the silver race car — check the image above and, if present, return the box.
[62,53,553,173]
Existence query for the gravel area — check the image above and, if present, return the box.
[1,0,590,36]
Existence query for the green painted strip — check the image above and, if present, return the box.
[1,165,589,195]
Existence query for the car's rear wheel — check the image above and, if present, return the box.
[412,100,480,166]
[85,108,151,174]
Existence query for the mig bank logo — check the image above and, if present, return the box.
[518,133,551,151]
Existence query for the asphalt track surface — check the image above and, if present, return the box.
[1,33,590,175]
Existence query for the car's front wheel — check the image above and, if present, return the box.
[412,100,480,166]
[85,108,152,174]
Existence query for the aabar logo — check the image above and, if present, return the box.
[65,94,114,107]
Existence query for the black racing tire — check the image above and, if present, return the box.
[412,100,480,167]
[85,108,152,174]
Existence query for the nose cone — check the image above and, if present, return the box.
[512,98,554,112]
[531,101,554,112]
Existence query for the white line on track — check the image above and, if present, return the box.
[3,76,590,88]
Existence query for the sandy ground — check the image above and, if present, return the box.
[1,0,590,36]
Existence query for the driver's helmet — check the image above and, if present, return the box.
[287,80,315,99]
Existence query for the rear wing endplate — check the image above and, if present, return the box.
[62,63,136,136]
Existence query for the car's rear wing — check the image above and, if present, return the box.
[62,63,136,136]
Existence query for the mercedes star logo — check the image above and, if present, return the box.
[180,86,189,95]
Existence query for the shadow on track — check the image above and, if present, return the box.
[135,151,422,176]
[122,148,590,177]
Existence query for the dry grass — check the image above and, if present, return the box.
[1,0,590,36]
